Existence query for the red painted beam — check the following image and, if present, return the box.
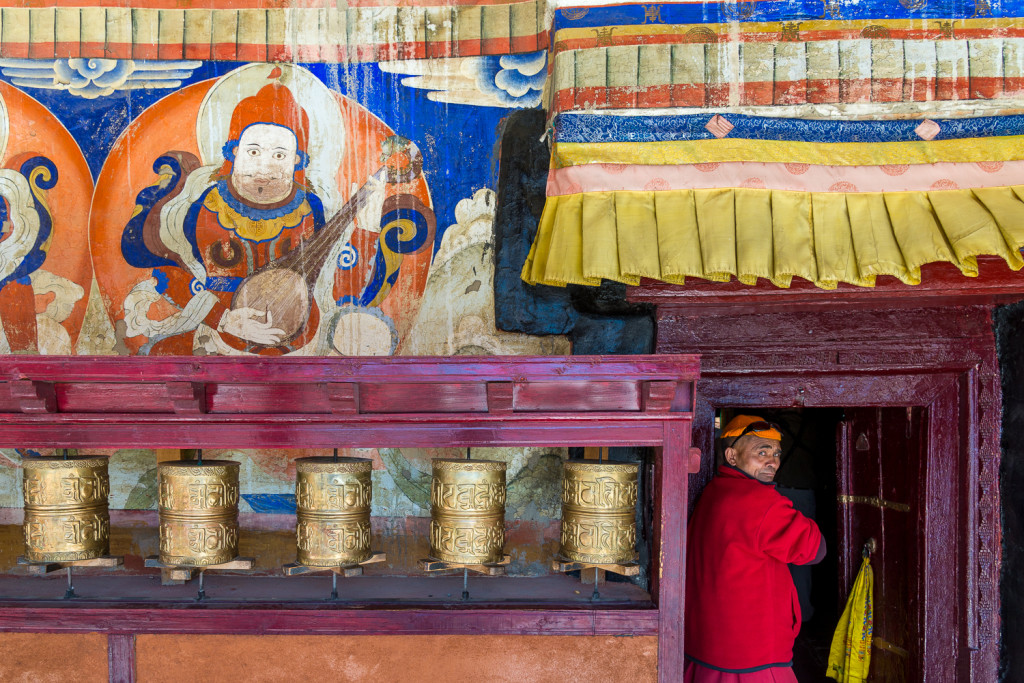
[628,257,1024,313]
[0,416,680,448]
[0,355,700,384]
[0,608,659,637]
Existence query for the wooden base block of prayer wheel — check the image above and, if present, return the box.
[282,551,386,577]
[417,554,511,576]
[17,555,123,576]
[145,555,255,586]
[551,554,641,578]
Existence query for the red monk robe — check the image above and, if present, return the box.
[685,465,824,679]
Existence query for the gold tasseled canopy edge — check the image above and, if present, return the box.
[521,186,1024,290]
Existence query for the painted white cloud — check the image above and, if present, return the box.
[0,58,201,99]
[380,52,546,108]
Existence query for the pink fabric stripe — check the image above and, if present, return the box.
[546,159,1024,196]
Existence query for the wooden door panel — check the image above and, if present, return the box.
[838,407,924,683]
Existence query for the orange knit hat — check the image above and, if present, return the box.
[721,415,782,441]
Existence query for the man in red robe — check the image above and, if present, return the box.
[685,415,825,682]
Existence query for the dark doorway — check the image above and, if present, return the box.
[716,407,923,682]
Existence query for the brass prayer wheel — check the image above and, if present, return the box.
[158,460,240,567]
[559,461,639,564]
[22,456,110,562]
[295,457,373,567]
[429,459,506,565]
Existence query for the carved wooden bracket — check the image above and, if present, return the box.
[641,381,677,412]
[9,380,55,413]
[165,382,206,414]
[327,383,359,414]
[687,447,702,474]
[486,382,514,412]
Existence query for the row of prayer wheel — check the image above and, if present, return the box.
[21,455,640,567]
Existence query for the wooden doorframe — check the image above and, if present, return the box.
[694,370,978,681]
[648,304,1001,682]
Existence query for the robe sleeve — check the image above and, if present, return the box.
[755,496,824,566]
[157,264,230,330]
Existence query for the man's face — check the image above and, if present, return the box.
[725,435,782,483]
[230,123,300,205]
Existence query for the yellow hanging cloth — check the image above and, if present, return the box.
[826,556,874,682]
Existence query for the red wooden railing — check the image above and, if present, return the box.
[0,355,699,682]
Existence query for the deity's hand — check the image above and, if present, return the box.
[218,307,286,346]
[352,177,387,233]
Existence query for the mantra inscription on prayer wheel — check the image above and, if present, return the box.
[158,460,240,567]
[559,461,639,564]
[429,459,506,565]
[22,456,110,562]
[295,457,373,567]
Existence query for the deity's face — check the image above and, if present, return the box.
[230,123,301,205]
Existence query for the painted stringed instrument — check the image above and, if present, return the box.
[228,136,424,346]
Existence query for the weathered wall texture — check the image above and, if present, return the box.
[135,634,658,683]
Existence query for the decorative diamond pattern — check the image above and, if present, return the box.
[915,119,941,141]
[705,114,734,139]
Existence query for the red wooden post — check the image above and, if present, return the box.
[107,634,136,683]
[656,420,690,682]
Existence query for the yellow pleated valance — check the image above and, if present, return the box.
[521,186,1024,290]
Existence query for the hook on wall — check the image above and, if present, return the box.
[862,537,877,558]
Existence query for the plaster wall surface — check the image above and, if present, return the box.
[0,632,108,682]
[135,634,658,682]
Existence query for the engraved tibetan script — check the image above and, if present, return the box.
[430,520,504,557]
[297,520,370,552]
[562,476,637,509]
[186,523,238,552]
[61,473,109,503]
[561,519,635,553]
[62,514,109,544]
[431,481,506,511]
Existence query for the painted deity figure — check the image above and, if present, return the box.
[122,67,435,355]
[0,156,83,355]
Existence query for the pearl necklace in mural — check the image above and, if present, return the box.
[204,180,312,243]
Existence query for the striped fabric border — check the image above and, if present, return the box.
[0,2,546,62]
[551,36,1024,115]
[553,18,1024,48]
[555,114,1024,144]
[553,4,1024,33]
[551,136,1024,168]
[546,159,1024,195]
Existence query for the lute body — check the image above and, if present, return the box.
[229,166,388,345]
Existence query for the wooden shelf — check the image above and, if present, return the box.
[0,355,698,683]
